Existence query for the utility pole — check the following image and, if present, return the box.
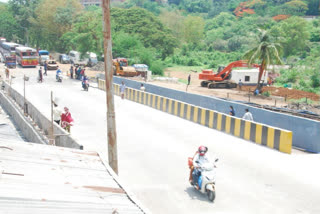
[50,91,55,146]
[102,0,118,174]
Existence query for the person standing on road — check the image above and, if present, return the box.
[186,73,191,92]
[43,61,48,76]
[120,81,126,99]
[4,66,9,79]
[53,101,62,125]
[70,65,74,79]
[229,106,235,116]
[242,108,253,121]
[140,83,145,92]
[61,107,74,133]
[38,67,43,83]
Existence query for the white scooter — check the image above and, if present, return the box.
[56,73,63,82]
[190,159,218,202]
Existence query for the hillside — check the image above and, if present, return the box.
[0,0,319,95]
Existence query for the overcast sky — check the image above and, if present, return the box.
[0,0,7,2]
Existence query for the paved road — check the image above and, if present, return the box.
[4,66,320,214]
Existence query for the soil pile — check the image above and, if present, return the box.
[242,86,320,101]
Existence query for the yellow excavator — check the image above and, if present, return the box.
[113,58,137,77]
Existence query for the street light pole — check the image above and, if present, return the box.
[102,0,118,174]
[50,91,55,146]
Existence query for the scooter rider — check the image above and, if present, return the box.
[192,146,210,189]
[56,67,62,80]
[82,75,88,88]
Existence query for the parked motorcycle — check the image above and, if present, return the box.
[188,157,218,202]
[56,73,63,82]
[82,80,89,91]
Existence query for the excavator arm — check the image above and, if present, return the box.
[216,60,260,81]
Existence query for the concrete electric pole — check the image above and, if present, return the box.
[102,0,118,174]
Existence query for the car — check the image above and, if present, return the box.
[59,54,70,64]
[47,59,58,70]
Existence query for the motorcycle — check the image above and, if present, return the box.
[82,80,89,91]
[56,73,63,82]
[188,157,218,202]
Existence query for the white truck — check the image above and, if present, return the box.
[68,51,98,67]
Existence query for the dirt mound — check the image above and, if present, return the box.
[242,86,320,101]
[91,62,105,71]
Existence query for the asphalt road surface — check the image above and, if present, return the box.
[3,65,320,214]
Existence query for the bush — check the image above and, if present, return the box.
[150,60,164,76]
[262,91,270,97]
[311,73,320,88]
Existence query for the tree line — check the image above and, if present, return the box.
[0,0,319,92]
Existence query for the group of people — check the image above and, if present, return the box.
[229,105,254,121]
[53,100,74,133]
[69,65,86,80]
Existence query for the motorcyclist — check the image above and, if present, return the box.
[82,75,88,88]
[192,146,210,189]
[56,67,62,80]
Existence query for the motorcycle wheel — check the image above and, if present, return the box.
[207,190,216,202]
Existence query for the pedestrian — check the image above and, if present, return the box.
[229,106,235,116]
[120,81,126,99]
[4,66,9,79]
[80,68,85,80]
[38,67,43,83]
[43,61,48,76]
[61,107,74,133]
[254,88,259,96]
[242,108,253,121]
[70,65,74,79]
[77,66,82,80]
[140,83,145,92]
[238,79,243,91]
[186,73,191,92]
[53,100,62,125]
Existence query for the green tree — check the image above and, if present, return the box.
[8,0,41,45]
[244,29,282,89]
[111,7,176,59]
[183,15,205,45]
[0,5,21,42]
[283,0,308,15]
[270,17,309,57]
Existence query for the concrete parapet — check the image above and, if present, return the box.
[1,81,82,149]
[99,79,292,154]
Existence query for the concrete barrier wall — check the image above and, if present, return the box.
[97,75,319,153]
[1,82,82,149]
[0,91,46,144]
[98,79,292,154]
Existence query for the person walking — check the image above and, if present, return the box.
[70,65,74,79]
[186,73,191,92]
[229,106,235,116]
[242,108,253,121]
[38,67,43,83]
[4,66,9,79]
[140,83,145,92]
[43,61,48,76]
[120,81,126,99]
[238,79,243,91]
[53,101,62,125]
[61,107,74,133]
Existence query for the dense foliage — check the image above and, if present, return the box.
[0,0,319,89]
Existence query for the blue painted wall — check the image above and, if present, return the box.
[108,75,320,153]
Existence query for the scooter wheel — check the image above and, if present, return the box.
[207,190,216,202]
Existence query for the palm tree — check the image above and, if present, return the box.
[243,29,282,91]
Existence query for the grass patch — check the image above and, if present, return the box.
[178,79,188,84]
[289,98,315,104]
